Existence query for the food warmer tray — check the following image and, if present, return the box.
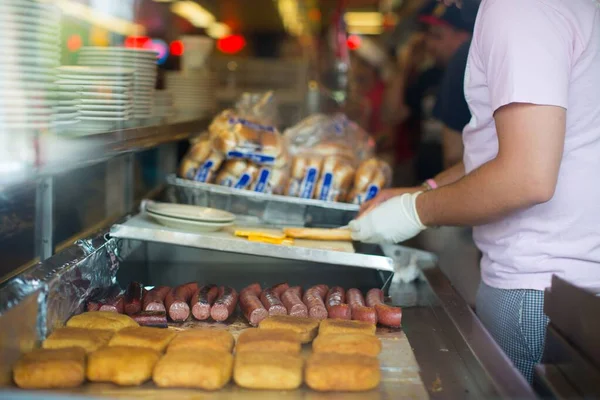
[165,174,359,227]
[109,213,394,272]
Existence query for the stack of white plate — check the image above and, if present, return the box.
[146,202,235,233]
[165,70,217,120]
[77,47,158,119]
[55,66,135,134]
[0,0,61,132]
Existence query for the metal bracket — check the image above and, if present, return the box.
[75,239,96,256]
[34,177,54,261]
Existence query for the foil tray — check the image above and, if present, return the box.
[165,174,359,228]
[110,214,394,272]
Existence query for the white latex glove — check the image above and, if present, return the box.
[349,192,426,244]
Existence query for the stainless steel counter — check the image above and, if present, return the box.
[0,233,536,399]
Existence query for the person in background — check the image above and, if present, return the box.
[383,26,443,186]
[426,2,477,167]
[414,3,472,179]
[352,0,600,383]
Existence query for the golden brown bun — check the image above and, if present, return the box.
[312,142,356,160]
[108,326,176,352]
[234,352,303,390]
[312,333,382,357]
[287,156,323,197]
[236,328,302,354]
[87,345,160,386]
[259,315,320,343]
[187,139,212,163]
[167,329,234,353]
[267,167,290,195]
[153,349,233,390]
[211,116,282,158]
[314,156,356,202]
[351,158,392,194]
[319,319,376,336]
[43,327,113,353]
[305,353,380,392]
[66,311,138,332]
[208,109,235,136]
[178,158,200,180]
[13,347,86,389]
[283,227,352,241]
[215,160,259,188]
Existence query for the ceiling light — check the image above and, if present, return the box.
[171,1,215,28]
[207,22,231,39]
[55,0,145,36]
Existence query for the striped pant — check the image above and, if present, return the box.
[476,282,549,383]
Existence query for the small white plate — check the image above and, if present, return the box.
[146,202,235,223]
[147,211,234,233]
[79,116,130,121]
[57,66,135,75]
[79,104,132,111]
[80,109,131,116]
[80,47,157,56]
[80,92,131,100]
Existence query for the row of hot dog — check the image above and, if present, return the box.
[86,282,402,328]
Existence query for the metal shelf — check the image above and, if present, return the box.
[0,118,209,187]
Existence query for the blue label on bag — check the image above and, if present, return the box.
[318,172,333,201]
[229,117,276,133]
[194,160,214,182]
[300,167,318,199]
[234,173,252,190]
[365,184,380,201]
[226,150,275,165]
[254,168,270,193]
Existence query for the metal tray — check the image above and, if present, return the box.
[110,213,394,272]
[165,174,359,227]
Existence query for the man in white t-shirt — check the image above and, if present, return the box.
[351,0,600,382]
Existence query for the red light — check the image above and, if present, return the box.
[67,34,82,52]
[217,35,246,55]
[125,36,151,49]
[170,40,184,56]
[347,35,361,50]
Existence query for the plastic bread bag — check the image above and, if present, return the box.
[178,133,224,182]
[287,155,323,199]
[250,146,291,195]
[314,155,356,202]
[215,159,260,190]
[347,158,393,205]
[210,116,282,166]
[235,91,278,126]
[283,114,334,155]
[209,109,237,136]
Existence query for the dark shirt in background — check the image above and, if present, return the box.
[433,39,473,133]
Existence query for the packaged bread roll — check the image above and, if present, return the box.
[208,109,236,136]
[178,137,225,183]
[249,146,290,195]
[314,156,356,202]
[215,160,260,190]
[210,117,282,165]
[287,155,322,199]
[312,141,356,162]
[347,158,392,205]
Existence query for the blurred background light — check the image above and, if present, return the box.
[217,34,246,55]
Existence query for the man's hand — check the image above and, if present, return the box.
[359,186,422,217]
[350,192,426,244]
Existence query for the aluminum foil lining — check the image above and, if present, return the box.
[165,174,358,228]
[0,230,140,339]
